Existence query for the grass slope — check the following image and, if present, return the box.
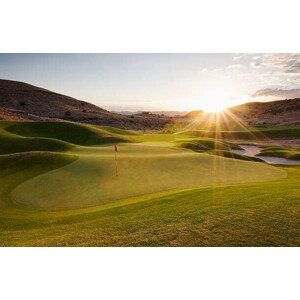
[0,151,78,210]
[11,143,285,210]
[177,139,263,162]
[182,126,300,140]
[0,128,74,155]
[6,121,129,145]
[0,121,298,246]
[0,165,298,246]
[258,146,300,160]
[0,121,132,155]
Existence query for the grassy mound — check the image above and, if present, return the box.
[175,138,259,162]
[258,147,300,160]
[210,150,264,162]
[96,125,138,136]
[176,139,241,152]
[182,126,300,140]
[177,139,264,162]
[0,128,74,155]
[0,151,78,209]
[5,121,129,146]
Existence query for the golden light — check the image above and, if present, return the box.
[201,101,228,113]
[200,87,232,113]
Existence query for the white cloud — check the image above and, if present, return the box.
[262,53,300,73]
[233,53,248,60]
[253,55,261,60]
[228,64,243,69]
[252,88,300,99]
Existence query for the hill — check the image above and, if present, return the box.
[0,79,171,130]
[0,121,130,155]
[229,98,300,126]
[171,98,300,133]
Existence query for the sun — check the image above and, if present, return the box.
[200,88,232,112]
[202,101,228,113]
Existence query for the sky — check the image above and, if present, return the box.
[0,53,299,112]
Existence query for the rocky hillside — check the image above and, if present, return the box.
[172,98,300,129]
[229,98,300,126]
[0,79,171,129]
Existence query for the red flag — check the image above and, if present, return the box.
[114,145,118,152]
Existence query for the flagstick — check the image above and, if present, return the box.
[115,151,118,176]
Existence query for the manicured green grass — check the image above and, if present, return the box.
[5,121,129,145]
[11,143,285,210]
[258,147,300,160]
[209,150,264,162]
[0,164,298,246]
[0,151,78,210]
[0,128,75,155]
[179,126,300,140]
[176,139,264,162]
[0,121,299,246]
[176,139,241,151]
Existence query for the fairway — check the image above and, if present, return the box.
[0,121,298,247]
[12,143,286,210]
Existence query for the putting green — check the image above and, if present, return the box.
[12,143,286,210]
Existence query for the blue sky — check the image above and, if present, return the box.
[0,53,299,111]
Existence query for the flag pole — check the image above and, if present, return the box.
[114,145,118,176]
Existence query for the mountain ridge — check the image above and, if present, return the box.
[1,79,299,129]
[0,79,171,129]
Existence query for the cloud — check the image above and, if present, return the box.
[262,53,300,73]
[284,62,300,73]
[250,62,261,68]
[253,55,261,60]
[287,75,300,83]
[228,64,243,69]
[252,88,300,99]
[233,53,248,60]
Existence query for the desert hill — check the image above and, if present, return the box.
[0,79,171,129]
[172,98,300,129]
[229,98,300,126]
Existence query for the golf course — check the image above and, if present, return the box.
[0,120,299,246]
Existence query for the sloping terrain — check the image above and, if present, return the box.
[0,121,286,211]
[0,121,129,155]
[0,79,171,129]
[229,98,300,126]
[12,143,285,210]
[171,99,300,133]
[0,120,298,246]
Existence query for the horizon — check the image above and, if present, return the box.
[0,53,299,112]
